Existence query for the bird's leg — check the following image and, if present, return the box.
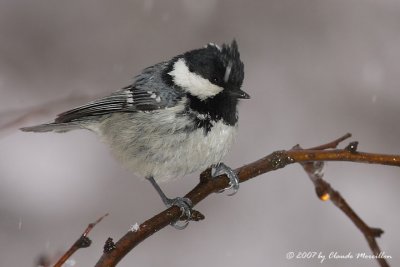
[146,176,192,230]
[212,162,240,196]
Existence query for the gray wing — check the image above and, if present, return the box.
[55,63,183,123]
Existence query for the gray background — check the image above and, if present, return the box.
[0,0,399,266]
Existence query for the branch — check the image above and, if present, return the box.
[312,177,387,267]
[52,213,108,267]
[295,135,389,267]
[94,134,399,267]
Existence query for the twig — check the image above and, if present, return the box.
[53,213,108,267]
[314,178,387,267]
[95,134,399,267]
[295,137,389,267]
[307,132,352,150]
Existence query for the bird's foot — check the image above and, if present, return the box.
[212,162,239,196]
[165,197,193,230]
[146,176,193,230]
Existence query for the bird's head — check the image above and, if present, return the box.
[167,40,249,101]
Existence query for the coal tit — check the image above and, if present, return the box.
[22,40,249,229]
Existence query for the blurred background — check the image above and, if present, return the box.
[0,0,399,266]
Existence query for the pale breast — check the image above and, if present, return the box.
[94,108,237,183]
[149,119,238,182]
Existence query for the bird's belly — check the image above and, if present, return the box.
[148,121,237,181]
[97,113,237,182]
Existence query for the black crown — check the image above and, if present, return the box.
[219,40,244,86]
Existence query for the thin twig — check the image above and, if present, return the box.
[315,178,387,267]
[95,135,399,267]
[53,213,108,267]
[307,132,352,150]
[296,137,389,267]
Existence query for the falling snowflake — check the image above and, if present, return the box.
[66,259,76,266]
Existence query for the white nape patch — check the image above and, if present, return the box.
[168,58,223,100]
[223,61,233,83]
[150,93,157,99]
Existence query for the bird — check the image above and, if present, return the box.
[21,40,250,229]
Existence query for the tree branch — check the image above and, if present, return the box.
[94,134,399,267]
[295,135,389,267]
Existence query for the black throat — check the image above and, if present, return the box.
[186,92,239,134]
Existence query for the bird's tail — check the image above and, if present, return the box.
[20,122,83,133]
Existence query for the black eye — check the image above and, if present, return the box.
[212,76,220,84]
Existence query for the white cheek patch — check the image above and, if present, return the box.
[168,58,223,100]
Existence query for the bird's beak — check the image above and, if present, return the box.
[231,89,250,99]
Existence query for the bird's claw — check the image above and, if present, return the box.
[212,163,240,196]
[167,197,193,230]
